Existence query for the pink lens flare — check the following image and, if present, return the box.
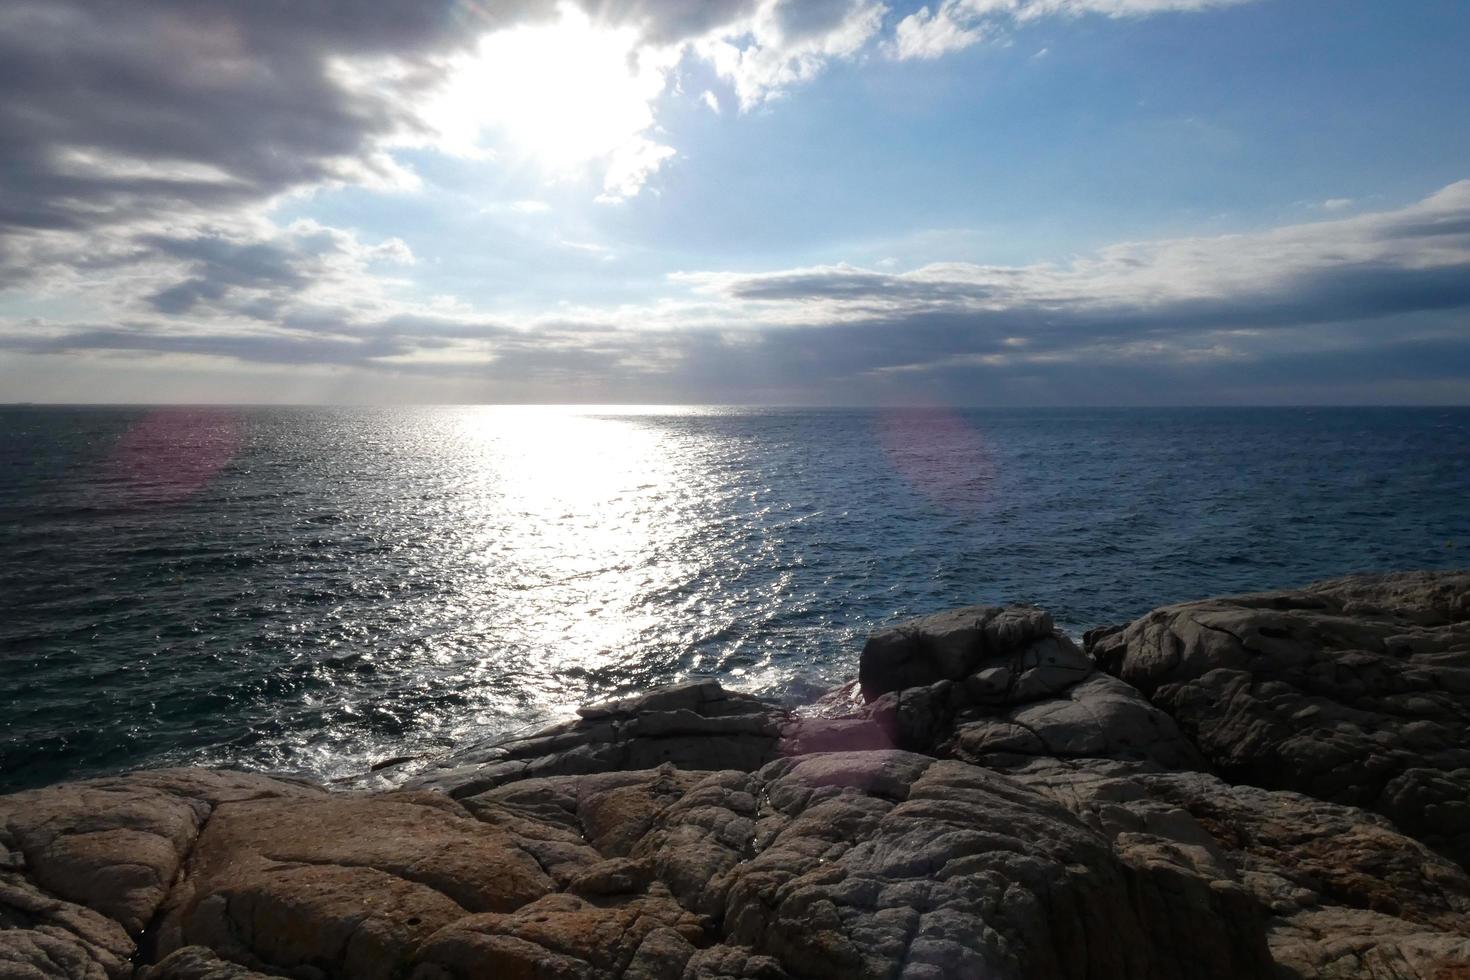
[874,407,997,509]
[108,408,242,503]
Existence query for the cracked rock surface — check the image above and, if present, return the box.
[3,571,1469,980]
[1090,571,1470,871]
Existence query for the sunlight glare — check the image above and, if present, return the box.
[433,3,669,175]
[452,407,687,690]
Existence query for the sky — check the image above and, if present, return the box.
[0,0,1468,405]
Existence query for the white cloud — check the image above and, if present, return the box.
[697,0,889,109]
[558,239,614,256]
[890,0,1257,60]
[673,180,1470,327]
[702,90,723,113]
[891,4,989,60]
[512,200,552,214]
[598,137,678,203]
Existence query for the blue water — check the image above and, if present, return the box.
[2,405,1467,791]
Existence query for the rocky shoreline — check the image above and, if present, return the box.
[3,571,1468,979]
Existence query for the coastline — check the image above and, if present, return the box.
[3,570,1468,979]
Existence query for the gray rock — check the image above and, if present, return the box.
[408,682,788,798]
[1092,571,1470,870]
[857,605,1061,701]
[949,672,1207,770]
[629,751,1274,980]
[1001,756,1470,980]
[577,679,732,719]
[843,604,1206,770]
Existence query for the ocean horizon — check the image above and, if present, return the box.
[3,404,1467,792]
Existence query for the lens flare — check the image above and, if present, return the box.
[108,408,240,503]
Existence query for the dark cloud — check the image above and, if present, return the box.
[7,298,1469,406]
[139,233,318,315]
[587,0,758,43]
[771,0,875,41]
[0,1,766,244]
[698,183,1470,360]
[726,266,997,304]
[0,1,477,237]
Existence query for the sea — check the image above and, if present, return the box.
[2,405,1467,792]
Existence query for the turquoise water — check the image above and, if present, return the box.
[2,405,1467,791]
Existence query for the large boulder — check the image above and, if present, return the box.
[1004,756,1470,980]
[849,605,1205,769]
[858,606,1077,702]
[0,770,321,980]
[151,792,575,979]
[1091,571,1470,870]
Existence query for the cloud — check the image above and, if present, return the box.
[7,180,1470,404]
[697,0,889,109]
[0,1,476,240]
[891,4,990,59]
[0,0,1266,257]
[598,138,679,203]
[0,0,889,286]
[682,181,1470,333]
[1,1,1462,405]
[889,0,1259,59]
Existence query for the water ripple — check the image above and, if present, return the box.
[2,405,1467,790]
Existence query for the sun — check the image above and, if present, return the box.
[431,3,668,174]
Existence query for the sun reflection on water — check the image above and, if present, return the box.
[411,405,735,733]
[11,405,1464,792]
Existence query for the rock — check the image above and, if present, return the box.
[842,605,1205,769]
[576,679,730,719]
[136,947,279,979]
[857,606,1065,701]
[408,683,788,798]
[1082,623,1129,655]
[0,869,133,979]
[1267,908,1470,979]
[409,890,706,979]
[152,793,560,979]
[0,770,320,980]
[1092,571,1470,869]
[948,672,1207,770]
[0,770,321,936]
[1001,756,1470,980]
[5,575,1470,980]
[681,946,790,980]
[0,927,118,980]
[630,750,1274,980]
